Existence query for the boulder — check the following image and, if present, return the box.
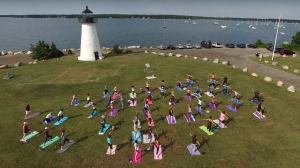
[194,57,198,60]
[259,55,263,59]
[282,54,288,57]
[203,57,208,61]
[259,58,263,61]
[293,54,297,57]
[283,41,289,45]
[20,51,26,54]
[158,53,166,57]
[145,50,148,53]
[152,52,157,55]
[1,51,7,55]
[282,65,289,70]
[232,65,237,68]
[124,46,127,49]
[243,68,248,72]
[106,48,110,50]
[70,48,76,52]
[222,61,229,65]
[168,53,173,56]
[185,55,189,58]
[102,47,106,50]
[28,62,33,64]
[0,64,8,69]
[7,51,14,55]
[213,59,219,63]
[150,46,153,49]
[27,51,33,54]
[265,61,269,63]
[272,62,279,66]
[14,52,20,55]
[176,54,182,57]
[251,73,258,77]
[33,62,37,64]
[136,46,141,49]
[62,49,67,52]
[14,62,22,67]
[294,69,299,73]
[264,77,272,82]
[277,81,284,87]
[287,85,295,93]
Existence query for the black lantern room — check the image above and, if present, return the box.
[78,6,98,23]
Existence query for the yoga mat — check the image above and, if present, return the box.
[145,99,153,104]
[112,94,121,99]
[98,124,111,135]
[147,118,155,127]
[213,120,227,128]
[106,145,117,155]
[191,93,201,98]
[43,116,58,124]
[183,96,191,101]
[219,91,231,96]
[132,149,142,163]
[154,145,163,160]
[146,76,156,79]
[248,99,263,104]
[70,100,81,106]
[108,109,118,117]
[131,131,142,142]
[56,140,76,153]
[253,112,266,119]
[225,105,238,112]
[199,126,214,135]
[24,113,40,120]
[142,108,147,116]
[84,102,93,107]
[184,113,195,123]
[166,115,176,124]
[175,87,184,91]
[206,103,219,110]
[129,93,137,99]
[87,110,100,118]
[39,136,60,148]
[143,134,155,144]
[220,84,231,88]
[158,87,166,92]
[103,93,113,98]
[53,117,69,126]
[194,107,204,114]
[130,100,137,106]
[187,144,201,155]
[206,80,217,83]
[204,92,213,97]
[185,81,196,84]
[168,99,177,105]
[20,131,39,142]
[184,84,193,88]
[229,98,243,104]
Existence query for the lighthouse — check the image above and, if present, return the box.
[78,6,103,61]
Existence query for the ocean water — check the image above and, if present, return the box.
[0,17,298,51]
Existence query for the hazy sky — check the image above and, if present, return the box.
[1,0,299,19]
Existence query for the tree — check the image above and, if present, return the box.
[292,32,300,45]
[30,41,63,60]
[255,39,264,46]
[111,44,123,54]
[50,43,63,58]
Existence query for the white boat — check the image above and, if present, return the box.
[280,32,285,35]
[221,25,227,28]
[214,16,219,25]
[252,26,257,29]
[192,21,197,25]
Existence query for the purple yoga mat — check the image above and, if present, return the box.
[142,108,147,116]
[108,109,118,117]
[167,115,176,124]
[187,144,201,155]
[183,96,191,101]
[207,103,219,110]
[252,112,266,119]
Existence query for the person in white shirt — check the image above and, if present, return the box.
[71,93,76,105]
[58,109,64,122]
[43,112,52,123]
[134,140,139,161]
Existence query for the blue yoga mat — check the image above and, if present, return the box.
[166,115,176,124]
[184,84,193,88]
[98,124,111,135]
[194,107,204,114]
[207,80,217,83]
[219,91,231,96]
[102,93,113,98]
[229,98,242,104]
[184,113,195,122]
[176,87,184,91]
[43,116,58,124]
[70,100,81,106]
[131,131,142,142]
[87,110,100,118]
[225,105,238,112]
[185,81,196,84]
[84,102,93,107]
[248,99,263,104]
[53,117,69,126]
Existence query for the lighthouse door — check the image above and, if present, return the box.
[94,52,99,60]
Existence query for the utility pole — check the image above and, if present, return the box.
[272,15,281,61]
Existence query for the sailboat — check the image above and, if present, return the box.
[221,20,227,28]
[282,22,285,28]
[236,20,240,25]
[227,19,231,27]
[164,19,166,28]
[214,16,219,25]
[192,20,197,25]
[252,21,257,29]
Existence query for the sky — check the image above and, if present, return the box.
[0,0,299,19]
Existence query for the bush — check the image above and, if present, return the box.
[280,44,300,51]
[254,39,272,48]
[111,44,123,54]
[124,50,133,54]
[30,41,63,60]
[67,49,73,55]
[292,32,300,45]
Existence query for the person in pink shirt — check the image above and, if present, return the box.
[147,110,153,124]
[210,73,216,80]
[210,96,220,109]
[145,81,150,92]
[218,110,229,127]
[187,88,191,100]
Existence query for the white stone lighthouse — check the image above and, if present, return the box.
[78,6,103,61]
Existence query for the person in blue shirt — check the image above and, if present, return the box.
[100,115,106,133]
[107,134,112,150]
[196,85,202,94]
[223,84,228,93]
[210,86,214,95]
[160,86,165,99]
[60,130,70,150]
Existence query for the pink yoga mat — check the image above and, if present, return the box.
[154,145,162,160]
[132,149,142,163]
[147,118,155,127]
[145,99,153,104]
[184,113,194,122]
[130,101,137,106]
[112,94,121,99]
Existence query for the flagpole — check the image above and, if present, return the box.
[272,15,281,61]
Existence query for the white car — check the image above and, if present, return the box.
[185,44,193,49]
[176,44,184,49]
[193,44,201,49]
[212,43,222,48]
[157,44,167,50]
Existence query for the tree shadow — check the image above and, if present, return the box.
[40,110,51,115]
[140,119,147,126]
[76,135,93,144]
[162,138,175,152]
[154,115,164,124]
[69,114,83,119]
[199,137,210,148]
[68,131,77,137]
[175,113,183,120]
[141,147,152,157]
[113,118,125,128]
[152,106,161,113]
[158,129,168,139]
[118,106,128,113]
[226,117,235,125]
[152,97,160,103]
[118,141,130,150]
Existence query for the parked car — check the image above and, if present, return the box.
[176,44,184,49]
[270,47,284,53]
[193,44,201,49]
[167,45,176,50]
[225,43,235,48]
[280,50,295,55]
[157,44,167,50]
[247,44,257,48]
[237,43,246,48]
[201,41,212,48]
[266,45,273,50]
[212,43,222,48]
[185,44,193,49]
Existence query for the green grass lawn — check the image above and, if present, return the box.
[250,51,300,76]
[1,53,300,168]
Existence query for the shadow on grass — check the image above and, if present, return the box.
[69,114,83,119]
[226,117,235,125]
[76,135,93,144]
[153,115,164,124]
[199,137,210,148]
[152,106,161,113]
[40,110,51,115]
[158,128,168,139]
[162,138,175,153]
[113,118,125,128]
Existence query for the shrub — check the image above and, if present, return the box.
[67,49,73,55]
[292,31,300,45]
[254,39,272,48]
[30,41,63,60]
[124,50,133,54]
[111,44,123,54]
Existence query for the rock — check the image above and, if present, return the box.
[62,49,67,52]
[176,54,182,57]
[213,59,219,63]
[7,51,14,55]
[158,53,166,57]
[27,51,33,54]
[145,50,148,53]
[150,46,153,49]
[243,68,248,72]
[293,54,297,57]
[19,51,26,54]
[294,69,299,73]
[264,77,272,82]
[287,85,295,92]
[0,65,8,69]
[283,41,289,45]
[136,46,141,49]
[70,48,76,52]
[14,52,20,55]
[251,73,258,77]
[33,62,37,64]
[232,65,237,68]
[203,57,208,61]
[272,62,279,66]
[222,61,229,65]
[1,51,7,55]
[283,54,288,57]
[102,47,106,50]
[282,65,289,70]
[106,48,110,50]
[264,54,270,58]
[77,49,81,51]
[28,62,33,64]
[265,61,269,63]
[259,55,263,59]
[152,52,157,55]
[194,57,198,60]
[277,81,284,87]
[185,55,189,58]
[124,46,127,49]
[14,62,22,67]
[168,53,173,56]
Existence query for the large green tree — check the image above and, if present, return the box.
[30,41,63,60]
[292,32,300,45]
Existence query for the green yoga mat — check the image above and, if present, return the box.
[39,136,60,148]
[20,131,39,141]
[199,126,214,135]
